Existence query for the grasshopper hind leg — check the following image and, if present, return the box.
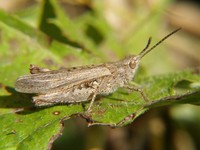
[33,95,57,106]
[33,99,55,106]
[32,87,96,107]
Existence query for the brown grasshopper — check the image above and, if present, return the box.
[15,28,181,112]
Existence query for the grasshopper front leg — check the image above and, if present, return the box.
[124,84,149,102]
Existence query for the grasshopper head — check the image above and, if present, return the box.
[124,28,181,78]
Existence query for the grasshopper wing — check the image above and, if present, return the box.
[15,65,111,93]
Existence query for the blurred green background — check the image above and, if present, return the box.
[0,0,200,150]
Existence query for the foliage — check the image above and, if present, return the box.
[0,0,199,149]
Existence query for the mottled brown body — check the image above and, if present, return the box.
[15,28,181,111]
[15,56,139,106]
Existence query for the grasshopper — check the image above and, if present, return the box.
[15,28,181,112]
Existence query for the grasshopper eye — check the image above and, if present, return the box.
[129,60,136,69]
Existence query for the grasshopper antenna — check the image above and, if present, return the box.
[139,28,181,58]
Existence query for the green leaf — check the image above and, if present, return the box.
[1,68,200,149]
